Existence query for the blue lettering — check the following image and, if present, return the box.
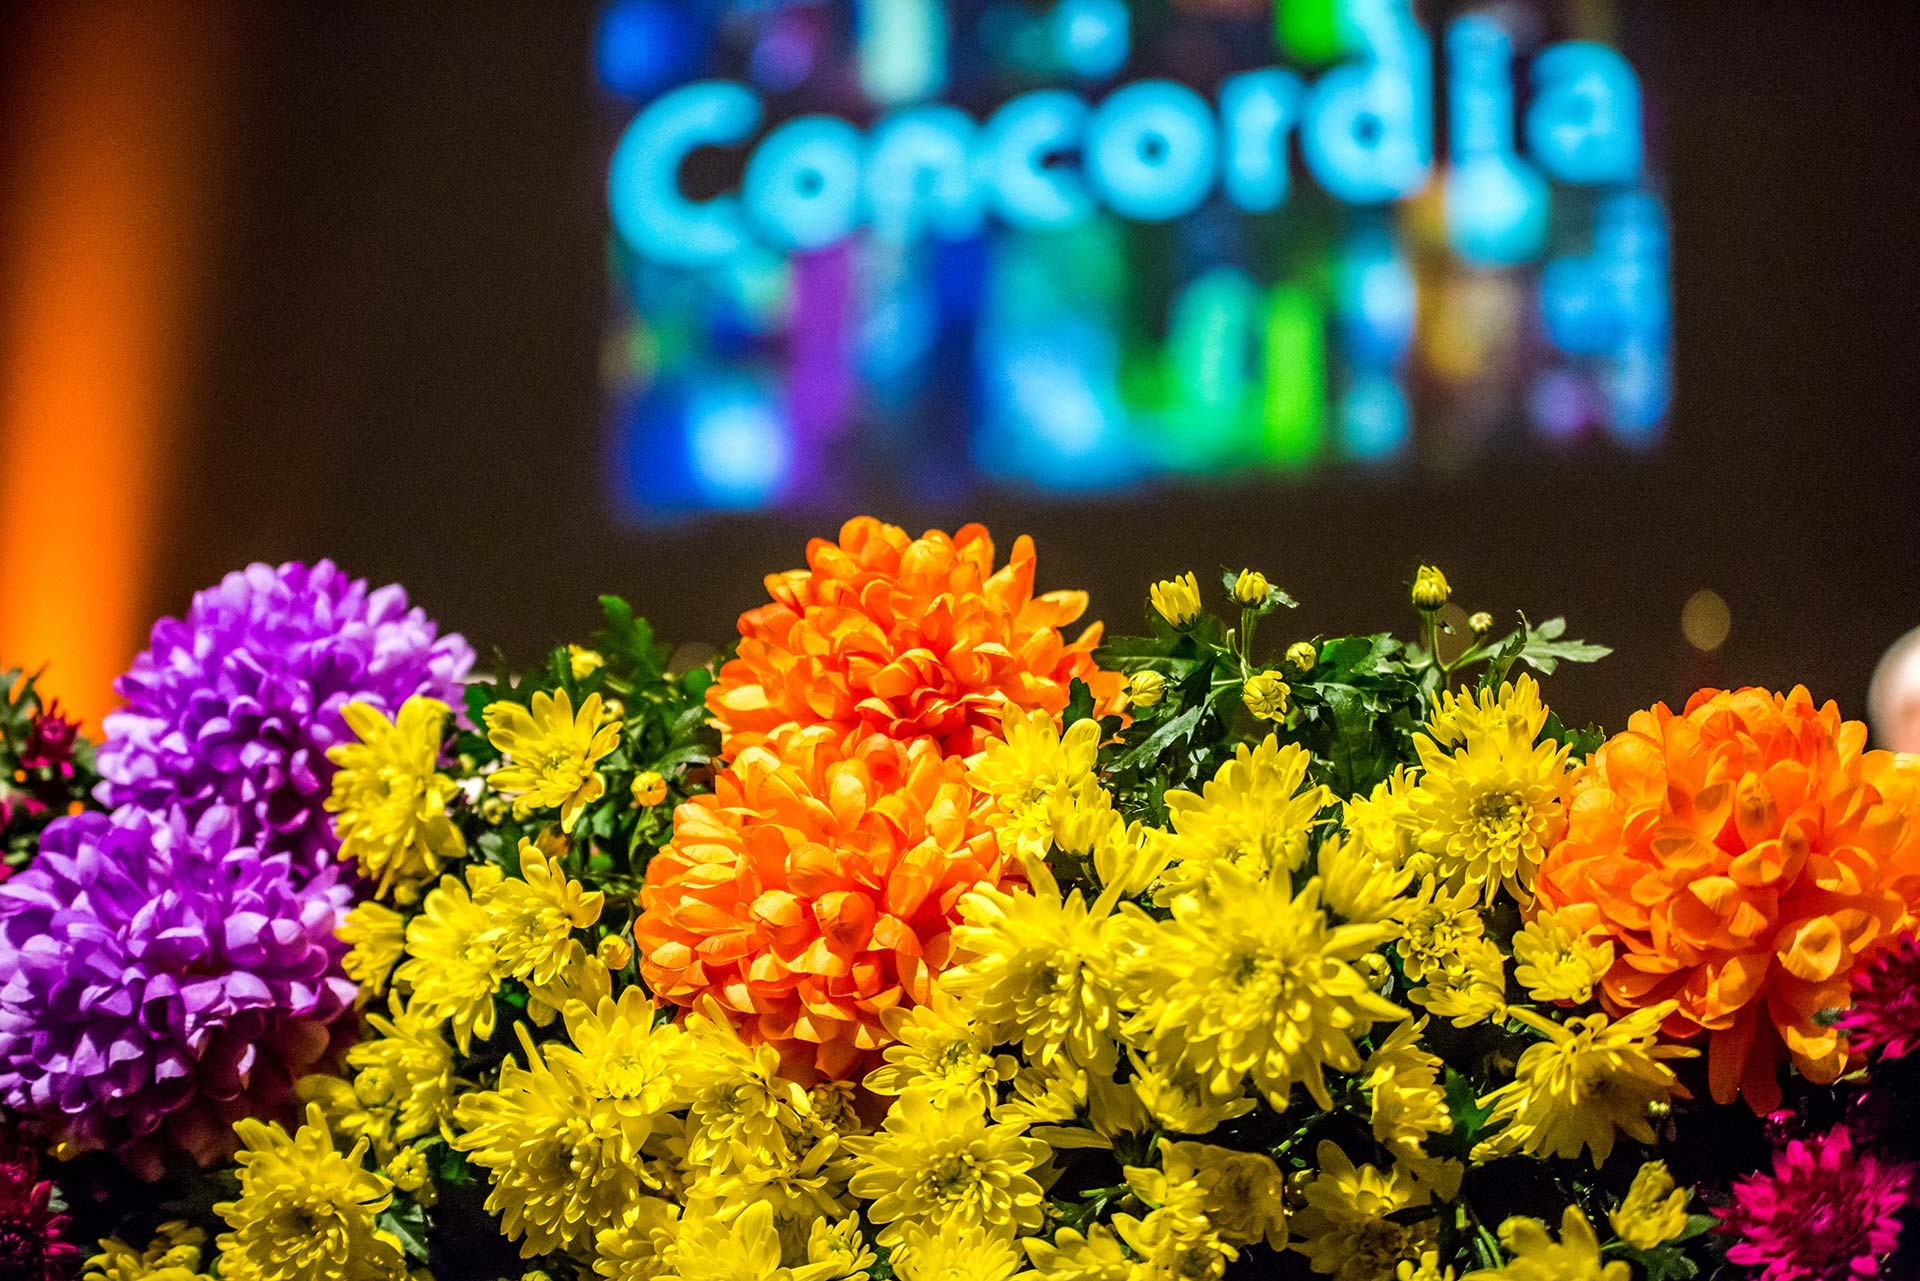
[983,91,1094,231]
[742,115,866,251]
[866,106,982,245]
[1302,45,1432,202]
[1527,42,1643,184]
[1086,81,1217,222]
[608,80,760,265]
[1220,69,1302,213]
[1444,16,1548,266]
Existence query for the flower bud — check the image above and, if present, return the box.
[1150,573,1203,629]
[1285,641,1318,673]
[598,931,634,971]
[602,698,625,723]
[1468,611,1494,637]
[567,644,605,680]
[631,770,667,807]
[1128,670,1167,709]
[1232,569,1270,606]
[387,1147,433,1195]
[1411,565,1450,612]
[478,793,508,824]
[1242,671,1291,722]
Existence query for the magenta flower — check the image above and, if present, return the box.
[1840,934,1920,1063]
[1717,1125,1911,1281]
[0,1128,79,1281]
[96,560,472,876]
[0,806,358,1179]
[15,701,78,777]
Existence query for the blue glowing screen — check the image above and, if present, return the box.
[598,0,1670,519]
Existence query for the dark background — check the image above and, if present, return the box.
[21,1,1920,731]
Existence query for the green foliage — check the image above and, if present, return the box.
[1096,578,1609,812]
[451,595,722,909]
[0,665,99,870]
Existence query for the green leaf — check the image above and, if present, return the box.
[1620,1243,1701,1281]
[1113,704,1205,774]
[1540,711,1608,760]
[1063,678,1096,728]
[379,1200,432,1262]
[1516,616,1611,674]
[1438,1067,1494,1155]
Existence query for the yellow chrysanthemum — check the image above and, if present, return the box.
[1463,1207,1628,1281]
[656,1201,851,1281]
[891,1218,1023,1281]
[802,1217,875,1281]
[993,1060,1149,1152]
[1121,867,1403,1111]
[1396,1253,1458,1281]
[482,839,605,988]
[346,993,460,1150]
[1343,766,1419,867]
[1317,832,1413,926]
[338,900,407,999]
[1361,1020,1457,1198]
[85,1221,213,1281]
[1424,675,1551,750]
[558,987,688,1126]
[1151,573,1203,628]
[1392,879,1486,983]
[1511,908,1614,1005]
[213,1103,408,1281]
[1405,679,1569,902]
[844,1092,1052,1248]
[1609,1160,1689,1251]
[968,706,1103,859]
[1021,1223,1134,1279]
[944,877,1136,1072]
[1291,1141,1435,1281]
[1150,1140,1288,1249]
[594,1198,681,1281]
[1156,736,1328,903]
[866,987,1016,1112]
[453,1009,687,1258]
[396,864,503,1053]
[1408,935,1509,1029]
[1475,1004,1695,1167]
[1126,1050,1257,1136]
[1112,1203,1237,1280]
[325,696,466,898]
[484,687,621,833]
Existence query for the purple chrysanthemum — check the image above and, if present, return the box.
[0,806,358,1179]
[1840,934,1920,1063]
[96,559,472,874]
[1717,1125,1912,1281]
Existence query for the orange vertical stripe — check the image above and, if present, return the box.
[0,4,229,727]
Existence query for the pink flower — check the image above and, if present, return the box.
[1840,934,1920,1063]
[1717,1126,1911,1281]
[0,1129,79,1281]
[16,701,78,777]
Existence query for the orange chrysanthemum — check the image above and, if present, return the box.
[635,726,1017,1079]
[1533,686,1920,1112]
[707,517,1124,759]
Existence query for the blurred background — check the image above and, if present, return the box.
[0,0,1914,737]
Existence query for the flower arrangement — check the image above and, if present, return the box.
[1,518,1917,1281]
